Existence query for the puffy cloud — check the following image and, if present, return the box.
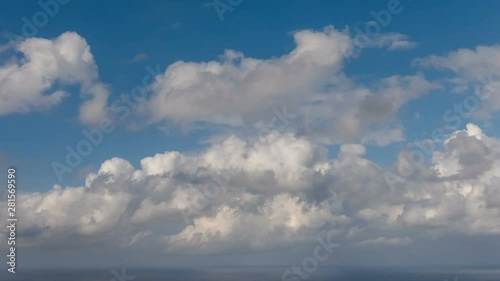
[0,32,109,126]
[141,26,351,124]
[138,26,436,146]
[3,124,500,254]
[18,185,130,246]
[433,124,495,179]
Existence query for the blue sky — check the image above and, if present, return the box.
[1,0,500,269]
[1,0,500,190]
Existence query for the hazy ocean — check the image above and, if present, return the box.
[1,267,500,281]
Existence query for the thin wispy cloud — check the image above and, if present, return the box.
[123,52,149,63]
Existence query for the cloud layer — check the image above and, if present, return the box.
[2,25,500,267]
[4,124,500,256]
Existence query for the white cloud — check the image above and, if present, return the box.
[138,26,435,146]
[124,53,149,63]
[141,26,351,124]
[414,44,500,118]
[0,32,109,126]
[368,33,417,50]
[3,124,500,254]
[414,45,500,77]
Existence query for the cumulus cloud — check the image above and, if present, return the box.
[137,26,436,145]
[4,124,500,254]
[0,32,109,126]
[141,26,351,124]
